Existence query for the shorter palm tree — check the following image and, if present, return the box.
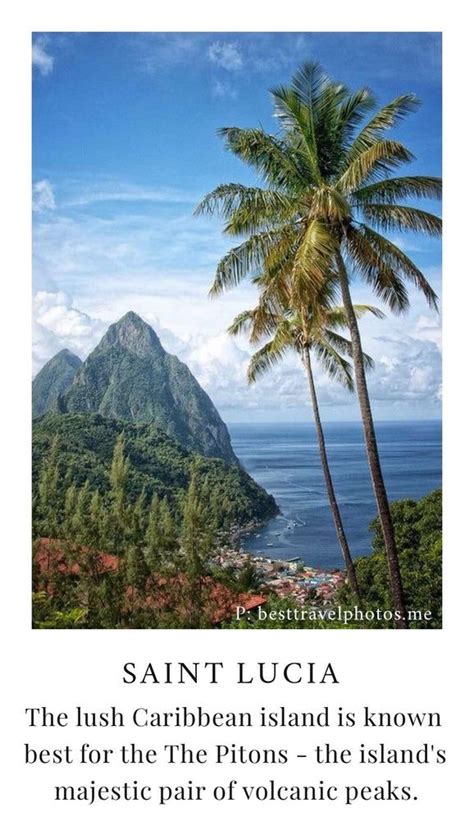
[229,280,383,599]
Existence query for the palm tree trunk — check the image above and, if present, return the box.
[335,250,408,628]
[302,347,360,600]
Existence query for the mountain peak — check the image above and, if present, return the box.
[56,348,82,364]
[117,311,148,328]
[32,349,82,418]
[102,311,163,357]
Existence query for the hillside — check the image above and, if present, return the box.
[32,349,82,418]
[33,412,277,528]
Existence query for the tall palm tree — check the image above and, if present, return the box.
[229,278,383,599]
[195,61,441,628]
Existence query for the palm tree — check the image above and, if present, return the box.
[229,277,383,599]
[195,61,441,628]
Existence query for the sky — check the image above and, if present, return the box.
[32,32,442,422]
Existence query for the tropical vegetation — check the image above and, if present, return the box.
[32,416,273,629]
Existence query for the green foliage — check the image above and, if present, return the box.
[144,493,178,572]
[234,560,262,593]
[32,592,87,629]
[36,434,61,537]
[124,544,149,595]
[32,412,277,533]
[336,490,442,628]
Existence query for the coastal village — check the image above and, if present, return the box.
[214,543,346,608]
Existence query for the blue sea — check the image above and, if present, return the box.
[229,421,442,569]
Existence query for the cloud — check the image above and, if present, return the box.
[207,41,243,71]
[367,334,441,405]
[413,315,442,349]
[212,79,238,99]
[134,34,202,73]
[61,181,198,208]
[32,36,54,76]
[32,180,56,213]
[33,291,107,374]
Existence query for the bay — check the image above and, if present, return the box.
[229,420,442,569]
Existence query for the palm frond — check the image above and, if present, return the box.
[325,304,385,328]
[337,140,414,194]
[343,94,419,168]
[359,225,438,309]
[290,218,337,304]
[344,226,410,313]
[313,341,354,390]
[337,87,377,148]
[194,183,298,235]
[218,127,309,191]
[309,185,351,222]
[322,329,375,371]
[247,327,292,383]
[209,227,297,297]
[227,310,254,337]
[360,204,442,237]
[272,65,323,178]
[353,175,442,205]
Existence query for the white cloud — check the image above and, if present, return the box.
[208,42,243,71]
[32,179,56,213]
[62,182,198,208]
[135,33,311,78]
[32,36,54,76]
[33,291,106,374]
[212,79,238,99]
[136,34,201,73]
[413,315,442,349]
[367,335,441,405]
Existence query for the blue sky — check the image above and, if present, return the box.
[32,32,442,422]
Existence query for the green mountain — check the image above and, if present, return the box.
[60,312,237,463]
[33,412,277,528]
[32,349,82,418]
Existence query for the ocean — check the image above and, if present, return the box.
[229,421,442,569]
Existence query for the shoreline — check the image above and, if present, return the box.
[213,536,346,605]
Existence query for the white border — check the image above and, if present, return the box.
[1,3,472,835]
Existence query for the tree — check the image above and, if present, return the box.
[180,471,215,627]
[159,497,178,566]
[144,493,163,572]
[70,481,91,544]
[63,483,78,540]
[336,490,442,628]
[195,62,441,627]
[35,433,61,536]
[131,488,147,542]
[89,488,106,549]
[109,432,129,552]
[230,283,382,598]
[124,543,149,597]
[236,560,262,593]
